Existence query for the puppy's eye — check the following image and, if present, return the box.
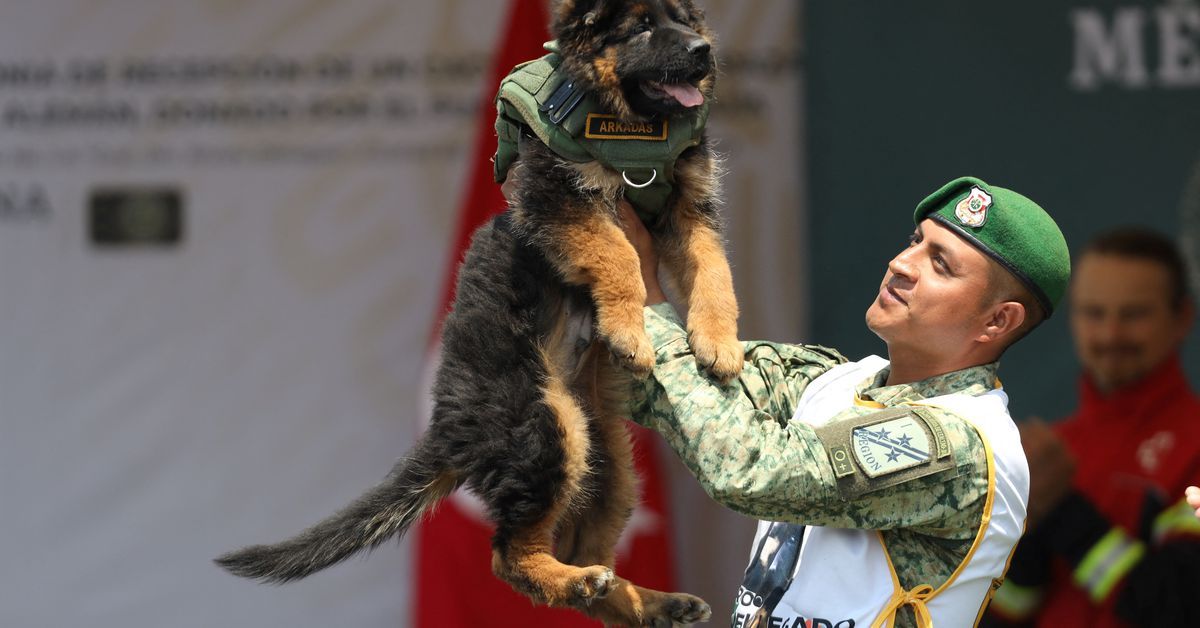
[638,16,653,33]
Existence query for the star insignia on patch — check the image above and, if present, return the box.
[954,186,993,228]
[851,417,932,478]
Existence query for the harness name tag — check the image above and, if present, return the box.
[584,113,668,140]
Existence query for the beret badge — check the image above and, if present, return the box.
[954,186,993,228]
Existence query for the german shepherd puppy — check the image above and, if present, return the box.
[216,1,739,625]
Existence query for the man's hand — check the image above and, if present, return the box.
[616,199,668,306]
[1020,418,1077,529]
[1187,486,1200,519]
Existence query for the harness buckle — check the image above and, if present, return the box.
[540,79,586,125]
[622,169,658,189]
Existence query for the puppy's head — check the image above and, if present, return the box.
[552,0,715,122]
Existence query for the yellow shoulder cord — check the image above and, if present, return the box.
[853,393,885,409]
[853,389,934,627]
[871,584,935,628]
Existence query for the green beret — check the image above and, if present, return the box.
[913,176,1070,317]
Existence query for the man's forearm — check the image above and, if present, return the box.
[628,303,839,520]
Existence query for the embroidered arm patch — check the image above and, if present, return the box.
[814,406,958,500]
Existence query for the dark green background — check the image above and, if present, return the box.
[805,0,1200,420]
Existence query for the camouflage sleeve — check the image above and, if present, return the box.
[625,302,845,430]
[627,303,990,538]
[813,408,990,539]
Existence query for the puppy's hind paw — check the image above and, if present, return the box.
[668,594,712,625]
[644,592,711,627]
[571,566,615,605]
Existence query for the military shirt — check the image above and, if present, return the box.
[627,303,997,597]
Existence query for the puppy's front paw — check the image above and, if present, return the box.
[689,330,743,383]
[604,326,654,378]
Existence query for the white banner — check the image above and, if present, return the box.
[0,1,804,625]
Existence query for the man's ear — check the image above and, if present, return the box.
[977,301,1027,345]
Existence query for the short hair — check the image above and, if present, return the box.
[1079,227,1190,309]
[987,261,1045,353]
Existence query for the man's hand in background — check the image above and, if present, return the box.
[1021,419,1077,529]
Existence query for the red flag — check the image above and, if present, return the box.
[413,1,679,625]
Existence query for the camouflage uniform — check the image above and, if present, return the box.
[628,303,997,626]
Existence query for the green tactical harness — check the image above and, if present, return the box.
[493,41,709,224]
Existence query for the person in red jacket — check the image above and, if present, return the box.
[985,227,1200,627]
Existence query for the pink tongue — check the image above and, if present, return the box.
[661,83,704,107]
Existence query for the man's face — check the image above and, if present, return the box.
[865,219,996,357]
[1069,253,1191,392]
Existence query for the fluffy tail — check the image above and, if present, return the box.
[215,443,458,583]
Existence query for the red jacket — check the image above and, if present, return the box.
[1035,355,1200,627]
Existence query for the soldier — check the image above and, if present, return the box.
[618,176,1070,628]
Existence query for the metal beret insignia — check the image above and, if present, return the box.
[954,186,993,228]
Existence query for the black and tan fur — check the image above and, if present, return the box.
[216,1,738,625]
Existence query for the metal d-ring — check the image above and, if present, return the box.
[622,169,657,189]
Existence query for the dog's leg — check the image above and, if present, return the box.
[571,427,710,628]
[490,354,616,609]
[492,531,615,610]
[588,576,713,627]
[659,212,742,382]
[654,148,742,383]
[564,412,711,627]
[541,211,654,377]
[554,357,711,627]
[556,357,638,572]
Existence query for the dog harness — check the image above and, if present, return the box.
[493,41,709,222]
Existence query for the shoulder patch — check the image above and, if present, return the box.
[852,414,934,478]
[815,406,959,500]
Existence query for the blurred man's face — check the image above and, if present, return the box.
[866,219,995,359]
[1070,253,1191,393]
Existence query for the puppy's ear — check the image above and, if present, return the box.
[554,0,609,28]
